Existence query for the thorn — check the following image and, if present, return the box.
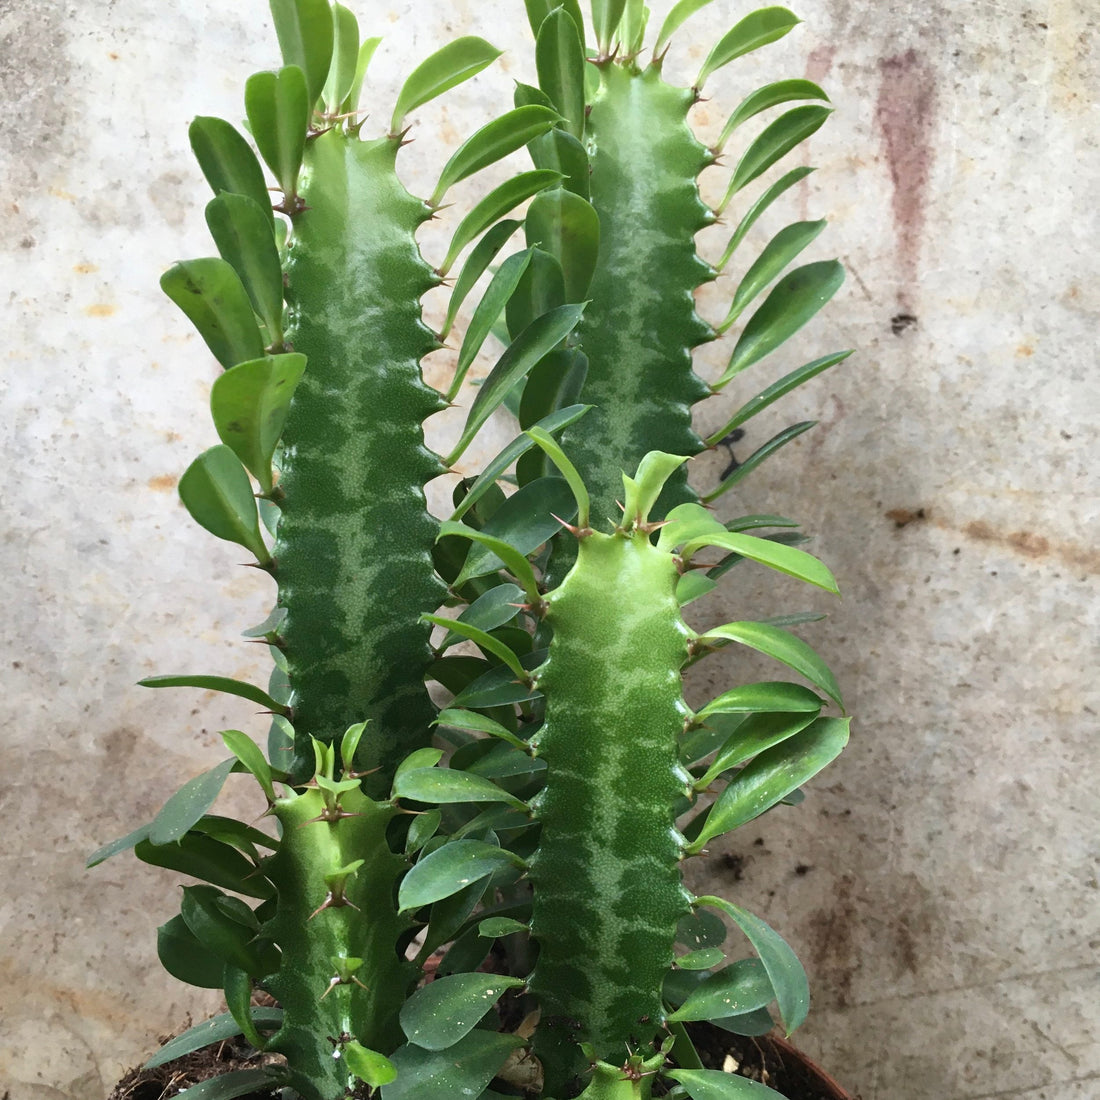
[299,808,363,826]
[550,513,592,539]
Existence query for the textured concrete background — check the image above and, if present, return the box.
[2,1,1097,1098]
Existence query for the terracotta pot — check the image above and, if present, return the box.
[692,1026,853,1100]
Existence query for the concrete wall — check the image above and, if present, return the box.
[1,2,1096,1097]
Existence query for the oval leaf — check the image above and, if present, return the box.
[718,79,830,150]
[189,117,274,227]
[177,445,271,563]
[181,886,270,977]
[205,193,284,345]
[244,66,309,200]
[432,105,560,205]
[697,681,822,720]
[161,258,264,370]
[222,964,267,1051]
[137,834,273,900]
[400,973,525,1051]
[692,710,820,796]
[269,0,334,109]
[688,716,850,852]
[718,259,845,384]
[394,766,527,810]
[439,585,525,649]
[676,947,726,970]
[382,1030,523,1100]
[210,353,306,493]
[668,1067,788,1100]
[478,916,529,938]
[157,914,224,989]
[399,840,522,911]
[524,0,586,48]
[149,758,237,846]
[221,729,276,802]
[536,7,586,139]
[697,7,801,89]
[725,104,831,201]
[436,709,530,751]
[525,187,600,302]
[344,1042,397,1088]
[668,958,774,1022]
[392,37,502,133]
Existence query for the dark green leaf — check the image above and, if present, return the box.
[705,350,851,445]
[322,3,360,112]
[451,659,543,709]
[717,258,844,384]
[711,1006,776,1036]
[527,128,590,199]
[699,621,841,708]
[210,354,306,493]
[188,117,274,227]
[536,7,586,139]
[244,66,309,199]
[718,166,814,254]
[162,1070,280,1100]
[655,0,715,54]
[391,38,502,133]
[668,958,774,1021]
[446,304,584,465]
[439,585,524,650]
[136,834,273,899]
[394,766,527,810]
[149,758,236,846]
[668,1066,787,1099]
[181,885,270,975]
[139,673,284,713]
[592,0,628,53]
[161,258,264,370]
[269,0,334,108]
[205,193,284,345]
[504,248,565,340]
[697,7,801,88]
[478,916,528,938]
[143,1009,283,1069]
[223,964,267,1050]
[692,896,811,1034]
[525,188,600,302]
[450,249,535,401]
[399,840,523,911]
[177,445,271,563]
[719,220,827,333]
[438,522,542,606]
[406,808,442,854]
[432,106,560,205]
[157,914,224,989]
[516,351,589,484]
[704,422,817,501]
[676,947,726,970]
[221,729,276,803]
[400,973,525,1051]
[697,682,822,720]
[344,1042,398,1087]
[724,105,831,202]
[719,79,830,150]
[677,572,718,606]
[688,717,850,851]
[86,823,151,869]
[436,708,529,751]
[382,1031,524,1100]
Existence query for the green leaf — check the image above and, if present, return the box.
[149,758,236,846]
[139,673,284,713]
[711,1007,776,1036]
[504,247,566,340]
[677,907,728,951]
[449,404,590,522]
[382,1031,524,1100]
[450,249,535,401]
[177,445,271,563]
[435,708,529,751]
[718,166,814,253]
[536,7,586,139]
[210,353,306,493]
[527,127,590,199]
[160,1070,280,1100]
[188,117,274,227]
[445,304,585,465]
[668,1067,788,1099]
[451,662,542,708]
[425,614,527,680]
[342,37,381,116]
[681,529,837,593]
[694,709,820,791]
[441,169,560,279]
[181,886,270,976]
[723,105,831,202]
[205,193,284,345]
[657,502,728,553]
[157,914,224,988]
[322,3,360,112]
[668,958,774,1022]
[516,349,589,465]
[344,1042,398,1088]
[655,0,715,54]
[391,37,502,133]
[697,7,801,89]
[86,823,151,869]
[617,0,649,54]
[160,258,265,370]
[479,916,529,937]
[438,523,542,607]
[704,422,817,502]
[452,477,577,588]
[244,66,309,200]
[222,964,267,1050]
[622,452,689,527]
[400,973,526,1051]
[524,425,590,529]
[136,833,273,899]
[718,79,830,150]
[592,0,628,52]
[143,1009,284,1069]
[439,585,524,649]
[692,897,811,1034]
[432,105,560,205]
[697,682,822,721]
[719,220,827,333]
[716,259,845,385]
[399,840,523,911]
[699,621,842,708]
[705,350,852,446]
[394,766,528,810]
[676,947,726,970]
[406,808,442,854]
[221,729,276,803]
[269,0,334,109]
[525,187,600,302]
[688,717,850,852]
[524,0,585,47]
[677,572,718,606]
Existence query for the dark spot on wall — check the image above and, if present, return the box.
[806,873,857,1007]
[886,507,927,529]
[890,312,918,335]
[720,853,746,881]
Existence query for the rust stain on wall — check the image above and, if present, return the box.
[875,50,937,310]
[147,474,177,492]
